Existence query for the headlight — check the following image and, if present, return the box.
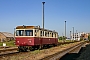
[17,41,19,43]
[29,41,31,43]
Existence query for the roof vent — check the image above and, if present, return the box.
[23,25,26,28]
[38,25,40,28]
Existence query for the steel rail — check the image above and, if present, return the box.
[0,47,18,56]
[40,42,85,60]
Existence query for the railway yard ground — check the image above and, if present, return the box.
[60,42,90,60]
[0,41,89,60]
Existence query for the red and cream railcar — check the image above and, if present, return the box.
[15,25,58,51]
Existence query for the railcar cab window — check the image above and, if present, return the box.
[16,30,24,36]
[25,30,33,36]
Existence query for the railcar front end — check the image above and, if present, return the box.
[15,29,34,46]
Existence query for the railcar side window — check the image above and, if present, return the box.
[43,31,44,36]
[49,32,51,37]
[47,32,49,37]
[40,31,42,36]
[35,30,37,36]
[25,30,33,36]
[52,33,53,37]
[45,31,47,37]
[55,33,56,38]
[16,30,24,36]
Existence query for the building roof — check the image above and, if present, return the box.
[0,32,14,37]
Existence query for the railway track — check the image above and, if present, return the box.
[0,47,18,56]
[0,41,75,56]
[0,41,87,60]
[40,41,86,60]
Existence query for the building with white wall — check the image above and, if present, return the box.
[71,32,88,41]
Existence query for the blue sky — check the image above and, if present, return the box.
[0,0,90,37]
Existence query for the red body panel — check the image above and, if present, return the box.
[15,37,58,46]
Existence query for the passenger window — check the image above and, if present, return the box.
[55,33,56,38]
[48,32,49,37]
[35,30,37,36]
[52,33,53,37]
[43,31,44,36]
[45,31,47,37]
[40,31,42,36]
[50,32,51,37]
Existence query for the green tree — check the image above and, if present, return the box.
[58,36,67,40]
[59,36,62,40]
[62,36,66,40]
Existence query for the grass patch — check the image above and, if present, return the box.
[58,39,72,42]
[31,50,40,54]
[58,40,63,42]
[0,40,16,46]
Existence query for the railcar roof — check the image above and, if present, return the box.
[16,26,58,33]
[16,26,35,29]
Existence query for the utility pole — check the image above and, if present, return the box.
[76,30,77,40]
[14,28,15,40]
[70,31,71,40]
[42,2,45,36]
[39,2,45,49]
[62,33,64,42]
[73,27,74,41]
[65,21,66,41]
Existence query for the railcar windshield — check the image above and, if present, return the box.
[25,30,33,36]
[16,30,33,36]
[16,30,24,36]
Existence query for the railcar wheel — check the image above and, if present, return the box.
[39,45,43,50]
[53,44,57,47]
[29,46,34,51]
[18,46,28,52]
[22,46,28,52]
[18,46,23,52]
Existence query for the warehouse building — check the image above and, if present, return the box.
[0,32,14,42]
